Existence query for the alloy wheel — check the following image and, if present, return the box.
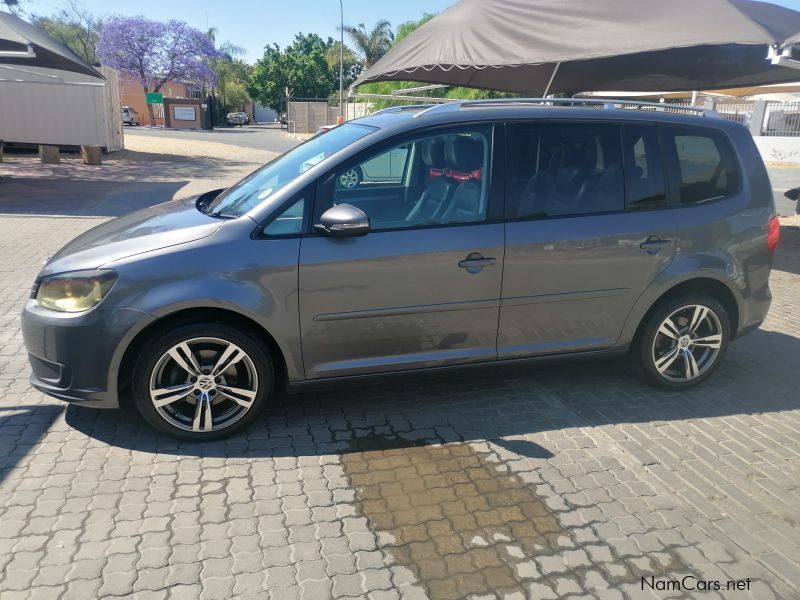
[651,304,723,383]
[149,337,259,433]
[339,169,359,188]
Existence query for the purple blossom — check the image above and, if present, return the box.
[98,16,219,91]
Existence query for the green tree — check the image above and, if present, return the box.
[325,41,362,87]
[342,20,394,68]
[395,13,435,43]
[224,80,251,111]
[206,32,253,122]
[31,2,101,64]
[1,0,23,15]
[249,33,337,111]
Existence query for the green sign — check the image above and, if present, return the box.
[145,92,163,104]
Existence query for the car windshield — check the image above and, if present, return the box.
[205,123,377,218]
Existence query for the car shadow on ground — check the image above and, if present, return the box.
[0,404,64,485]
[63,328,800,460]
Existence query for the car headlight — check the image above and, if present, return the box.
[35,270,118,313]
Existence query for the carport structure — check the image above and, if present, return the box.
[352,0,800,96]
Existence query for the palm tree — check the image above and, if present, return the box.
[343,20,394,68]
[205,28,250,123]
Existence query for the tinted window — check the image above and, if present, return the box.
[622,125,668,209]
[507,123,624,219]
[665,128,740,205]
[323,128,491,231]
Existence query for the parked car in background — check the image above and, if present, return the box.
[316,124,337,135]
[121,106,140,126]
[226,112,245,127]
[22,99,778,441]
[785,188,800,214]
[311,124,338,140]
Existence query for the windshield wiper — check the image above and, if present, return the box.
[205,210,236,220]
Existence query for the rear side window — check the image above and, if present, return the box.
[506,122,624,219]
[621,125,668,209]
[664,127,741,205]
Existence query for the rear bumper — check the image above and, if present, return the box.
[735,281,772,339]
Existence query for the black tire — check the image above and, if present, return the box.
[131,322,273,441]
[636,294,730,390]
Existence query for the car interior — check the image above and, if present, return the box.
[331,131,490,230]
[511,124,626,219]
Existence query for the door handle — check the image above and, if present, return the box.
[639,235,672,254]
[458,253,496,273]
[458,258,496,268]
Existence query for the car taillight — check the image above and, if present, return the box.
[767,217,780,252]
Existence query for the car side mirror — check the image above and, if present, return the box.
[785,188,800,201]
[314,203,370,237]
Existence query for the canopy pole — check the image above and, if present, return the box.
[542,62,561,97]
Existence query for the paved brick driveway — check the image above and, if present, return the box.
[0,213,798,600]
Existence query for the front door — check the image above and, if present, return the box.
[498,121,677,357]
[299,125,505,379]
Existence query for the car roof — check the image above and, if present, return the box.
[350,101,746,137]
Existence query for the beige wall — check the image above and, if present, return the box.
[288,101,340,133]
[120,79,193,126]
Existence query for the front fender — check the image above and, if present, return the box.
[105,235,304,396]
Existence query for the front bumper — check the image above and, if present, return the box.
[21,300,152,409]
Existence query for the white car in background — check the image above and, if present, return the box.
[121,106,140,126]
[226,112,246,127]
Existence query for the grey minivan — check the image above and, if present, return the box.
[22,99,779,440]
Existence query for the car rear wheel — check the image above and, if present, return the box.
[636,295,730,390]
[132,323,272,440]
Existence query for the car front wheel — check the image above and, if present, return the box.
[637,295,730,390]
[132,322,273,440]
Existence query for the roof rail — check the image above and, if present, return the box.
[369,104,436,116]
[413,97,717,118]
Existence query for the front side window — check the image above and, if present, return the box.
[664,127,741,205]
[507,122,624,219]
[320,128,492,231]
[262,198,305,236]
[206,123,376,218]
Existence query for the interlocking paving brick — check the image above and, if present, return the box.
[0,211,799,599]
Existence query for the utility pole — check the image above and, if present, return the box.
[339,0,344,122]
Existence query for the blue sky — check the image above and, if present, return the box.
[19,0,800,63]
[22,0,457,63]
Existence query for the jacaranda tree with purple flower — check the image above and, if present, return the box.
[98,16,218,124]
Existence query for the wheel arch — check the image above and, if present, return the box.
[116,307,290,406]
[630,276,740,349]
